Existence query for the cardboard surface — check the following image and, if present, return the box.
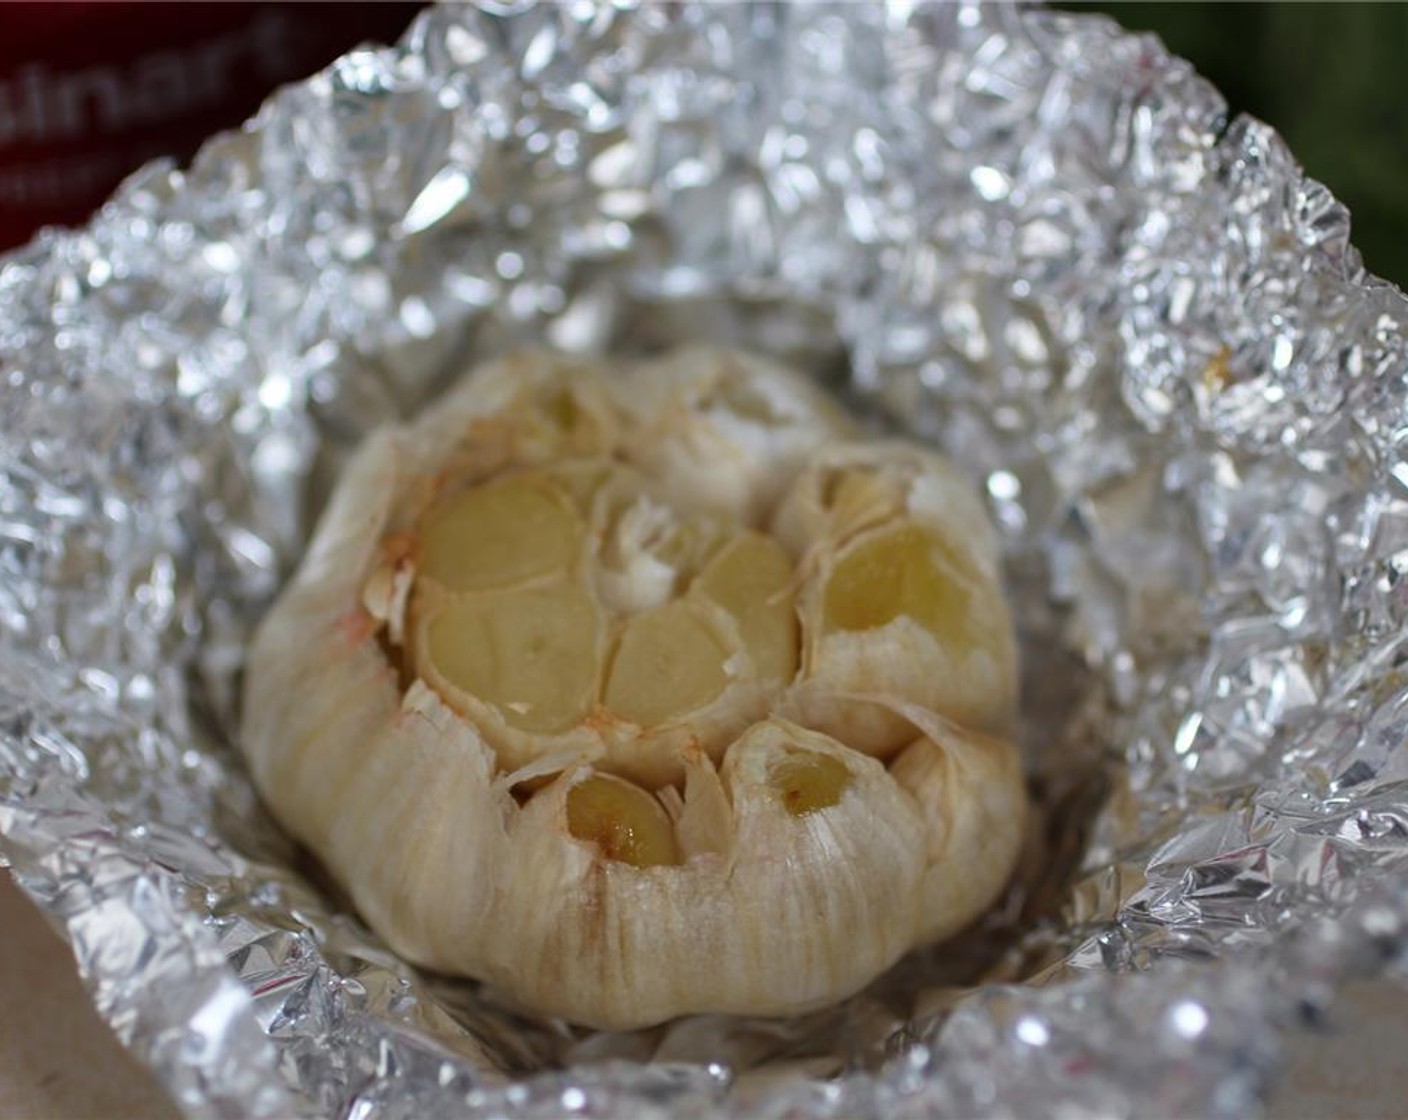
[0,872,178,1120]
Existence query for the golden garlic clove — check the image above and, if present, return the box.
[798,518,1018,750]
[777,444,1018,755]
[417,471,584,593]
[565,772,682,868]
[767,749,853,816]
[693,531,800,685]
[421,582,604,734]
[821,523,973,638]
[602,600,733,728]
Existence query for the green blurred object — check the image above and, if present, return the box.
[1062,2,1408,289]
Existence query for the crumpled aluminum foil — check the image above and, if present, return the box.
[4,2,1408,1116]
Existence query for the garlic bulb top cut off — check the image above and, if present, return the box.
[242,347,1027,1029]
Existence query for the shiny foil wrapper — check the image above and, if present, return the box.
[3,3,1408,1117]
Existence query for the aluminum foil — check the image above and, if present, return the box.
[4,2,1408,1117]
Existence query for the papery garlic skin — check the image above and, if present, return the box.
[242,347,1027,1030]
[616,346,857,526]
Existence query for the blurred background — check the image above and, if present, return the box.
[0,2,423,252]
[2,3,1406,289]
[1068,1,1408,288]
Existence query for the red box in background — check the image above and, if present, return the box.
[0,2,424,252]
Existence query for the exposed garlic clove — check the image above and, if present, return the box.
[409,573,609,784]
[422,581,605,735]
[615,347,856,526]
[794,524,1016,752]
[767,748,852,816]
[778,444,1018,755]
[588,591,780,788]
[565,771,682,868]
[693,530,800,686]
[417,470,585,593]
[603,599,733,728]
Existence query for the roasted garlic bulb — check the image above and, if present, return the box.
[242,347,1026,1029]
